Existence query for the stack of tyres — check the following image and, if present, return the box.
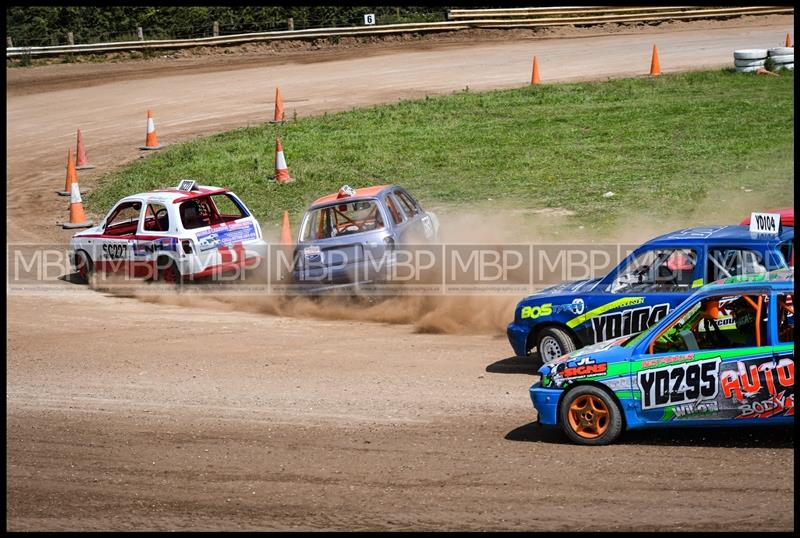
[733,49,767,72]
[768,46,793,71]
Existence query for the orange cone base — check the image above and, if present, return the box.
[268,120,286,124]
[76,164,96,170]
[139,144,165,150]
[274,176,295,184]
[57,188,88,196]
[62,219,94,229]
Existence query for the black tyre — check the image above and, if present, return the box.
[158,258,183,286]
[74,250,93,284]
[559,385,623,446]
[535,326,577,363]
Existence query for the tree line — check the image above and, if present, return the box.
[6,6,456,46]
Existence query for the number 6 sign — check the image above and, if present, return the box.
[364,13,375,25]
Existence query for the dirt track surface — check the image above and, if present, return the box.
[6,18,795,531]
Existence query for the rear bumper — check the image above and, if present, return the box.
[189,255,260,280]
[530,383,562,425]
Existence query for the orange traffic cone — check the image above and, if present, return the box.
[274,137,294,184]
[531,56,541,85]
[75,128,95,170]
[786,33,792,47]
[649,44,661,76]
[756,67,779,77]
[140,110,164,150]
[57,148,81,196]
[62,181,93,229]
[280,211,293,245]
[271,87,285,123]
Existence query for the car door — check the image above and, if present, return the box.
[763,289,794,421]
[384,192,412,243]
[572,246,703,346]
[131,199,177,279]
[96,200,143,276]
[633,288,777,424]
[393,188,435,242]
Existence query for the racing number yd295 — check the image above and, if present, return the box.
[102,243,127,259]
[638,357,720,410]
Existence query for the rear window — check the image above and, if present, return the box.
[179,193,247,230]
[300,200,384,241]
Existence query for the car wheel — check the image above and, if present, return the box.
[74,250,93,284]
[559,385,623,446]
[536,326,577,363]
[158,259,182,285]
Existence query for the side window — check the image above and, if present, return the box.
[395,190,420,217]
[143,202,170,232]
[210,194,246,220]
[610,248,697,293]
[778,293,794,343]
[779,240,793,267]
[104,201,142,236]
[648,293,769,353]
[384,195,405,225]
[707,248,766,282]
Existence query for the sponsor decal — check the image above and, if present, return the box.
[552,298,586,316]
[721,357,794,419]
[672,399,720,419]
[566,297,646,329]
[133,237,176,256]
[555,356,608,380]
[521,303,552,320]
[638,357,721,410]
[737,391,794,419]
[522,298,586,320]
[641,353,695,369]
[196,221,256,252]
[592,302,670,342]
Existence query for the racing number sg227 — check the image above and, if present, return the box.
[102,243,128,259]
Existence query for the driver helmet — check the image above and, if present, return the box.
[666,251,695,272]
[702,298,720,319]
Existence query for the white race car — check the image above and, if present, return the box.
[69,181,267,283]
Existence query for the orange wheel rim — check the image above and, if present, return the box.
[567,394,609,439]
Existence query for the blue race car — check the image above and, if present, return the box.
[508,212,794,363]
[529,269,794,445]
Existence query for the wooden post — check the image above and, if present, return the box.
[7,36,13,48]
[287,17,294,31]
[396,7,400,19]
[67,32,74,46]
[137,26,144,40]
[213,21,219,37]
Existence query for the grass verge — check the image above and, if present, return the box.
[87,69,794,234]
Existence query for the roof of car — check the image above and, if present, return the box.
[117,185,230,205]
[644,224,793,247]
[310,184,394,208]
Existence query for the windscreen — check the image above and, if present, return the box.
[300,200,384,241]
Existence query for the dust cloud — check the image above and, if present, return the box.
[97,188,793,337]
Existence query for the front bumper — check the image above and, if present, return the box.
[507,322,531,357]
[530,382,562,426]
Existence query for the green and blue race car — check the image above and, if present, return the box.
[530,269,794,445]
